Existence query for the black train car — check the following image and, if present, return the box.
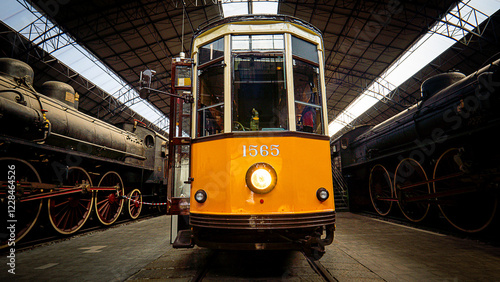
[332,59,500,232]
[0,58,167,248]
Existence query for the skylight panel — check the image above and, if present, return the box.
[328,0,500,137]
[222,1,249,17]
[253,1,278,15]
[222,0,278,17]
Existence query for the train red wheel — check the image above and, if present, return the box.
[369,164,393,216]
[48,167,94,235]
[394,158,430,222]
[0,158,43,249]
[433,148,497,232]
[127,189,142,219]
[95,171,124,225]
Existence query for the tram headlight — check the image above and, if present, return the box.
[316,187,329,202]
[194,189,207,203]
[251,169,272,189]
[246,163,277,194]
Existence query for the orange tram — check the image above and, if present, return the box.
[166,15,336,260]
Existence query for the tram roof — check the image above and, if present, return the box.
[1,0,499,138]
[192,14,323,40]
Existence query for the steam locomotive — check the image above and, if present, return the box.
[0,57,167,248]
[332,58,500,232]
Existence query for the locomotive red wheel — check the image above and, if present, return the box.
[95,171,124,225]
[0,158,43,249]
[369,164,394,216]
[394,158,430,222]
[127,189,142,219]
[433,148,497,232]
[48,167,94,235]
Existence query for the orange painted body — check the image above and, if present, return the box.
[190,134,335,215]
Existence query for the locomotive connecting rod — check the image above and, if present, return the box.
[0,182,120,202]
[396,172,464,191]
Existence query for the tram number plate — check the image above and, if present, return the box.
[243,145,280,157]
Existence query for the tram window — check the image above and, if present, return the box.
[293,59,323,134]
[233,35,251,50]
[232,54,287,131]
[233,34,284,51]
[199,37,224,66]
[197,61,224,137]
[292,36,319,64]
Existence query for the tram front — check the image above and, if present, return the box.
[189,15,335,259]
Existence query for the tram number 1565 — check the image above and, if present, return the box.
[243,145,280,157]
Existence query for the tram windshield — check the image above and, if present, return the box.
[197,38,225,137]
[292,36,323,134]
[293,59,323,134]
[195,33,325,136]
[232,35,287,132]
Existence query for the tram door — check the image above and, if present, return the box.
[168,56,193,246]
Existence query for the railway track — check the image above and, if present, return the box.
[189,250,339,281]
[304,253,338,282]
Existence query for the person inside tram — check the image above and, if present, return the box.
[298,81,318,133]
[250,108,259,131]
[301,105,315,133]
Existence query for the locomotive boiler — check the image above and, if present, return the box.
[0,57,167,247]
[332,58,500,232]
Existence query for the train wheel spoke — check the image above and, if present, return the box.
[98,201,109,212]
[97,198,109,206]
[79,199,92,210]
[55,199,71,208]
[55,206,70,226]
[102,203,110,218]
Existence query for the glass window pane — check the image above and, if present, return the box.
[172,144,191,197]
[252,35,284,50]
[175,66,191,87]
[232,34,283,51]
[199,37,224,65]
[233,54,287,131]
[292,36,318,64]
[295,103,322,134]
[232,35,250,51]
[198,106,224,136]
[252,1,278,15]
[197,62,224,137]
[293,59,323,134]
[222,2,249,17]
[294,59,321,104]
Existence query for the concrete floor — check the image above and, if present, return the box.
[2,212,500,281]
